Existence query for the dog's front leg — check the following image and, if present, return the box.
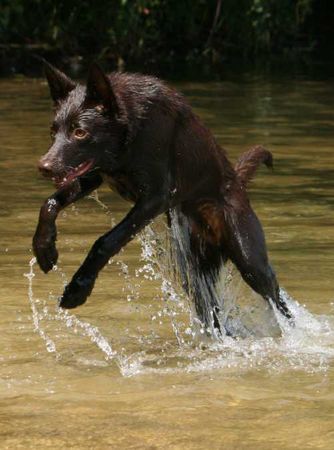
[59,195,166,309]
[33,174,103,273]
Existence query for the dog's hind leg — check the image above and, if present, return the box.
[168,208,225,333]
[224,202,293,321]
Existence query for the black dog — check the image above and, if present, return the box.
[33,62,292,332]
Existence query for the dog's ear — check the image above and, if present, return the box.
[43,61,76,104]
[85,63,118,114]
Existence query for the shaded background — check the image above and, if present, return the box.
[0,0,333,77]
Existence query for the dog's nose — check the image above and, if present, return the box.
[38,160,53,178]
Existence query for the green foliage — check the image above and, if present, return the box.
[0,0,316,68]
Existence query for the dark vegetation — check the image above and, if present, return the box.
[0,0,332,76]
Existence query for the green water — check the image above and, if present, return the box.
[1,75,334,449]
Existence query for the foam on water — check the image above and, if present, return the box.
[116,297,334,378]
[118,223,334,377]
[25,193,334,377]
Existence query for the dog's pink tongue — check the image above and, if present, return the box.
[62,160,94,186]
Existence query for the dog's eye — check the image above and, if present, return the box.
[73,128,88,139]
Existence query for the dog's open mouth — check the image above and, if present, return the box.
[53,159,95,189]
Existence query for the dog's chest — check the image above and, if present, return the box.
[102,172,138,202]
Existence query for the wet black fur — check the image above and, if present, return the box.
[33,62,293,334]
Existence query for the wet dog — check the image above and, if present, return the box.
[33,62,292,333]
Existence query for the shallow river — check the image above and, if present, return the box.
[1,73,334,449]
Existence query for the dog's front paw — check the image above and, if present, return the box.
[59,276,95,309]
[33,234,58,273]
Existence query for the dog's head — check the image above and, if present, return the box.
[38,62,126,189]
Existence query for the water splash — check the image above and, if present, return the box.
[137,223,191,347]
[119,289,334,377]
[55,307,116,362]
[117,217,334,377]
[26,193,334,377]
[24,257,58,355]
[147,209,283,340]
[25,257,116,364]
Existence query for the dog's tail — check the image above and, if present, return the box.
[234,145,273,187]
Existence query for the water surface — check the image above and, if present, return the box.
[1,75,334,449]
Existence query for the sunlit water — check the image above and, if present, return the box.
[1,75,334,448]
